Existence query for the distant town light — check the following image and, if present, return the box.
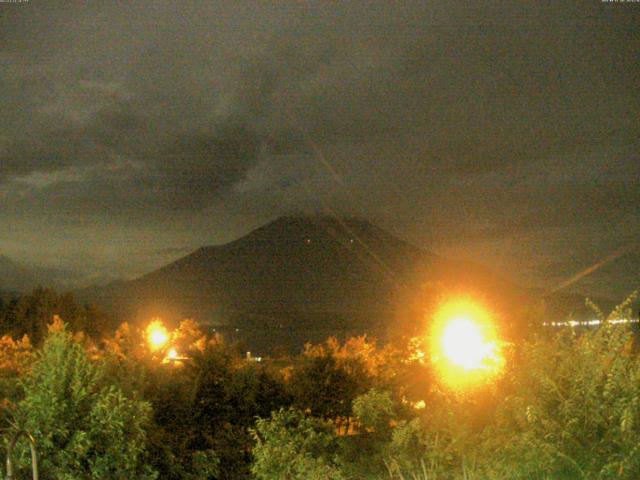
[542,318,639,328]
[246,351,262,362]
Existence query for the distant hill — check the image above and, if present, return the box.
[81,216,544,352]
[0,255,85,293]
[0,255,46,292]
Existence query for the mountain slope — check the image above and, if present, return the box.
[0,255,86,293]
[0,255,46,292]
[82,216,529,352]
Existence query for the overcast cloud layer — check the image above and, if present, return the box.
[0,1,639,296]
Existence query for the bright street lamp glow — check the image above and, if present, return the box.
[430,299,504,389]
[147,319,169,350]
[441,317,497,370]
[151,330,168,347]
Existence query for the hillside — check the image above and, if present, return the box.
[0,255,87,293]
[0,255,48,293]
[81,216,537,352]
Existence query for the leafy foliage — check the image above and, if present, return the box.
[289,353,363,419]
[352,388,396,435]
[0,287,637,480]
[250,292,640,480]
[13,322,157,479]
[251,408,345,480]
[486,310,640,478]
[0,288,113,344]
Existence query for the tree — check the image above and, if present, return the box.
[4,288,59,344]
[12,322,157,479]
[485,291,640,479]
[289,353,364,420]
[251,408,345,480]
[0,289,114,343]
[0,334,33,432]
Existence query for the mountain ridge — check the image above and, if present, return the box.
[0,254,98,293]
[79,215,531,352]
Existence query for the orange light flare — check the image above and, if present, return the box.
[162,347,185,365]
[146,319,169,351]
[429,298,506,389]
[167,348,179,360]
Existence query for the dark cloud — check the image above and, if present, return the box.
[0,1,638,295]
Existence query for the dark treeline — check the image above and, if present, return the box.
[0,288,418,479]
[0,287,115,344]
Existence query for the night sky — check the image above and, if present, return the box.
[1,1,638,297]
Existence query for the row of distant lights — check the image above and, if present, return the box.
[304,238,355,244]
[543,318,640,327]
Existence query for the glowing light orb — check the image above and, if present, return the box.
[430,299,504,389]
[163,347,184,365]
[167,348,179,360]
[147,319,169,350]
[441,317,495,370]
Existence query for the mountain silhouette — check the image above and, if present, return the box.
[0,255,42,293]
[0,255,88,293]
[82,216,533,353]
